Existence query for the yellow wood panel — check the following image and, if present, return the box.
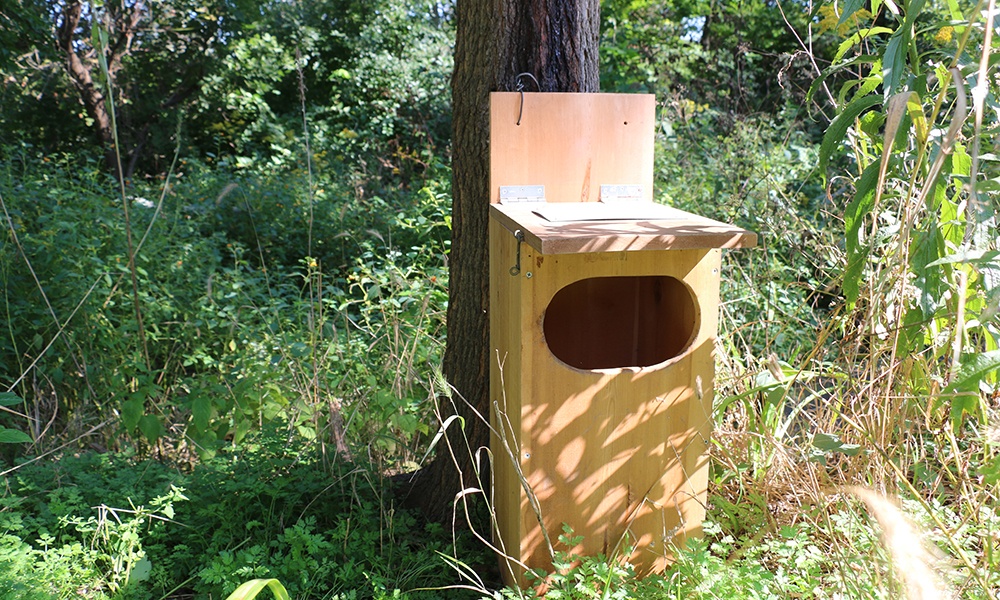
[490,93,655,204]
[489,217,526,584]
[490,212,721,585]
[487,91,749,589]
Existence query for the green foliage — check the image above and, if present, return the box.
[656,107,838,360]
[818,0,999,427]
[0,143,449,469]
[185,0,453,188]
[496,510,914,599]
[600,0,833,112]
[3,0,999,597]
[0,0,452,178]
[1,430,481,599]
[227,579,291,600]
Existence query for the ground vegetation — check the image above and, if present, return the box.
[0,0,997,597]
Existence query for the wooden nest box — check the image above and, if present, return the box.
[488,92,756,586]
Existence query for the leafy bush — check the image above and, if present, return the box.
[0,146,450,470]
[1,428,481,599]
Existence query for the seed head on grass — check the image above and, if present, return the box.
[846,487,952,600]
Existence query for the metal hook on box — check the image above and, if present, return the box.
[509,229,525,276]
[514,73,540,126]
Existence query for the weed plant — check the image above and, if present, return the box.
[0,146,449,469]
[1,426,482,599]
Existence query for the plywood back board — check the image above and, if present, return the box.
[490,92,655,204]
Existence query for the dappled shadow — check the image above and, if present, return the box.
[507,339,715,578]
[491,243,721,583]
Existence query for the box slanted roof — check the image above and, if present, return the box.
[491,202,757,254]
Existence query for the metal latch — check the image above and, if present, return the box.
[600,184,644,202]
[499,185,545,203]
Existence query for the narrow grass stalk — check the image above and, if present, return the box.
[93,22,148,368]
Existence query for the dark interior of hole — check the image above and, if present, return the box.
[543,276,697,370]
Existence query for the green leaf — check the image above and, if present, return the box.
[882,28,908,98]
[811,432,862,456]
[419,414,465,464]
[820,95,883,177]
[232,417,251,445]
[927,249,1000,267]
[838,0,868,26]
[979,458,1000,485]
[0,427,32,444]
[391,413,419,435]
[226,579,290,600]
[903,0,928,27]
[910,225,946,319]
[121,397,144,432]
[944,351,1000,395]
[138,414,163,443]
[126,556,152,587]
[943,350,1000,428]
[834,27,894,64]
[191,395,213,432]
[0,392,23,407]
[808,54,878,104]
[843,160,882,305]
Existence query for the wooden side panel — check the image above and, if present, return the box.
[490,93,655,204]
[490,217,524,583]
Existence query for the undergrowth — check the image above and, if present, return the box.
[2,0,999,597]
[0,426,482,599]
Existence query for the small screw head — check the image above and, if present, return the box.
[525,272,533,278]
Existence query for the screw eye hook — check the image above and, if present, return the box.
[514,73,540,126]
[509,229,525,276]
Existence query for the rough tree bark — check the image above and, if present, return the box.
[405,0,600,525]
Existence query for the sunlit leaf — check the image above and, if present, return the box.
[820,95,883,177]
[834,27,894,64]
[225,579,290,600]
[0,427,32,444]
[927,249,1000,267]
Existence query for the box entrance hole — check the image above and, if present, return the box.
[543,276,697,370]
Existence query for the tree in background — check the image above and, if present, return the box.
[600,0,826,115]
[406,0,601,524]
[2,0,233,175]
[2,0,448,180]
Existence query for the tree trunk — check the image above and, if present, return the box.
[55,0,146,176]
[57,1,117,174]
[405,0,600,527]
